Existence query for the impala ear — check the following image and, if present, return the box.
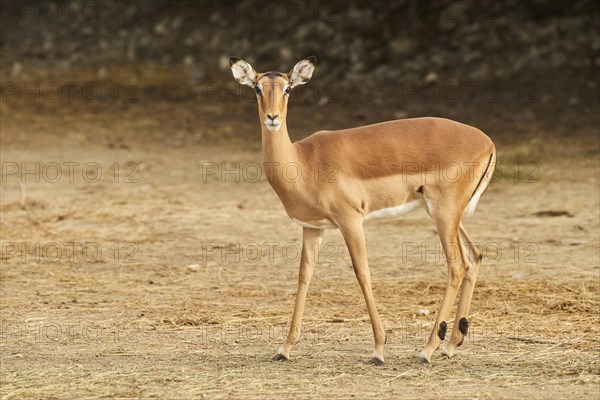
[230,57,258,87]
[288,56,317,88]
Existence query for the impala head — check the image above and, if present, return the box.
[230,56,317,132]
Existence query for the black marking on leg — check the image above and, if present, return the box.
[459,317,469,335]
[479,253,483,261]
[272,354,288,361]
[438,321,447,340]
[417,185,424,194]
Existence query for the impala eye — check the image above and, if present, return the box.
[255,86,262,95]
[285,86,291,94]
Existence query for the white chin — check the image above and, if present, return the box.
[265,123,281,132]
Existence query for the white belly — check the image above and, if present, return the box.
[291,218,337,229]
[291,199,424,230]
[364,199,424,220]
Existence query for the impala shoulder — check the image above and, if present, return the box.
[309,129,333,138]
[295,130,334,148]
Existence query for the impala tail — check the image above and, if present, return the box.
[464,151,496,218]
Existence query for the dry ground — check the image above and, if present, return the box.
[1,100,599,399]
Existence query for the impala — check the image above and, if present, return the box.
[230,56,496,364]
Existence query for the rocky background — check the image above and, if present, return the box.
[1,0,599,140]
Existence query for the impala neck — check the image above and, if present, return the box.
[261,122,296,167]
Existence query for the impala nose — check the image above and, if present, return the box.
[267,113,279,121]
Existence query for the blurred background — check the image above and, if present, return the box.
[1,0,598,146]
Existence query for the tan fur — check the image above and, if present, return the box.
[230,57,496,364]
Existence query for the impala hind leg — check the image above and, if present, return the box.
[274,227,323,361]
[338,218,386,364]
[442,223,481,358]
[419,211,466,363]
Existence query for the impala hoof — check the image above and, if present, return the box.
[442,340,462,358]
[369,357,384,365]
[418,350,430,364]
[272,354,288,361]
[441,347,453,358]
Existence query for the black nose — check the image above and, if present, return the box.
[267,113,279,121]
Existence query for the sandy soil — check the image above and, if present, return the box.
[1,101,599,399]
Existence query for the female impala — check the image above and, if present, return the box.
[230,56,495,364]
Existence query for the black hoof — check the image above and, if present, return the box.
[418,351,430,364]
[272,354,288,361]
[369,357,384,365]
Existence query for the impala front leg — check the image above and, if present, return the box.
[273,227,323,361]
[339,217,386,365]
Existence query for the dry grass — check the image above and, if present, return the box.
[1,103,599,398]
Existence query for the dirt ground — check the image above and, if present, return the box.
[1,95,599,399]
